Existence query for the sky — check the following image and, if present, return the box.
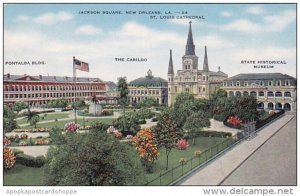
[3,3,296,83]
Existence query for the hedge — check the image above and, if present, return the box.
[184,131,232,139]
[16,154,46,168]
[256,110,285,130]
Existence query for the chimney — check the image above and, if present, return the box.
[7,73,10,79]
[39,75,42,80]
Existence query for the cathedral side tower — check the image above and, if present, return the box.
[168,49,175,106]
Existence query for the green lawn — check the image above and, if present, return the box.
[17,112,71,125]
[23,118,114,129]
[144,136,229,185]
[4,136,231,186]
[4,164,45,185]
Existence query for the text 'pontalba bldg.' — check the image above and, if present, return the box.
[167,22,228,106]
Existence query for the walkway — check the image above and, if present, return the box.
[18,111,122,127]
[178,114,295,185]
[11,146,50,157]
[221,116,296,185]
[203,119,241,135]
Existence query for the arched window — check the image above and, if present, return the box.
[229,91,234,97]
[236,81,240,86]
[275,92,282,97]
[257,102,264,109]
[275,103,282,110]
[250,91,257,97]
[267,92,274,97]
[259,91,264,97]
[284,103,291,111]
[284,92,291,97]
[236,91,241,97]
[268,102,274,109]
[243,91,249,96]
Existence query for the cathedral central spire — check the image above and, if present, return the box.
[185,21,195,55]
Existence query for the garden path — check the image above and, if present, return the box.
[203,119,241,135]
[10,146,50,157]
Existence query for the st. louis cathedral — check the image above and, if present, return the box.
[167,21,228,106]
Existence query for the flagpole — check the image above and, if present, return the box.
[73,56,77,124]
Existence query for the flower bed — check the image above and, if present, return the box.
[13,128,52,133]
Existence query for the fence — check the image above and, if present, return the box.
[144,110,285,186]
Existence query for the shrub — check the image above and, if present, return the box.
[179,158,188,165]
[132,128,160,173]
[197,131,232,138]
[114,131,122,139]
[64,122,80,133]
[176,139,189,150]
[19,141,28,146]
[101,109,113,116]
[194,150,202,157]
[20,134,28,139]
[91,120,110,132]
[12,148,24,156]
[16,154,46,168]
[4,136,11,146]
[4,147,16,169]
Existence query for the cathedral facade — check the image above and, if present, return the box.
[168,22,228,106]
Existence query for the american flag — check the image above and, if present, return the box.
[74,58,89,72]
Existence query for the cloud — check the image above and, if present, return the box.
[14,11,74,25]
[245,5,264,15]
[74,25,102,35]
[196,35,236,49]
[169,19,204,26]
[33,11,73,25]
[222,9,295,33]
[15,15,29,22]
[222,19,262,33]
[221,11,232,17]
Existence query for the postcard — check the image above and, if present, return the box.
[2,2,297,191]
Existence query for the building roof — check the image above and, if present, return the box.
[129,70,168,87]
[203,46,209,71]
[106,81,118,91]
[4,74,104,83]
[225,73,296,81]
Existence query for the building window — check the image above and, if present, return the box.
[250,91,257,97]
[267,91,274,97]
[193,76,196,81]
[229,91,234,97]
[276,81,281,86]
[186,88,189,93]
[268,81,273,86]
[285,81,289,86]
[236,81,240,86]
[259,91,264,97]
[223,82,226,86]
[203,87,205,92]
[236,91,241,97]
[244,81,248,86]
[275,91,282,97]
[175,86,178,93]
[230,82,233,86]
[203,76,206,81]
[199,87,201,92]
[260,81,264,86]
[284,92,291,97]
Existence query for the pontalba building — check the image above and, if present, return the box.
[168,22,228,106]
[221,73,297,111]
[128,70,168,105]
[4,73,106,107]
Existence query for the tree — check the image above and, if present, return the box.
[137,98,159,108]
[4,105,18,133]
[113,112,141,134]
[184,112,211,145]
[72,99,86,109]
[132,128,160,173]
[232,96,258,121]
[173,92,197,127]
[45,131,144,185]
[152,108,182,170]
[29,115,40,128]
[14,101,27,112]
[117,77,129,131]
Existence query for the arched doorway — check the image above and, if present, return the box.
[229,91,234,97]
[267,102,274,110]
[275,103,282,110]
[236,91,241,97]
[257,102,264,109]
[284,103,291,111]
